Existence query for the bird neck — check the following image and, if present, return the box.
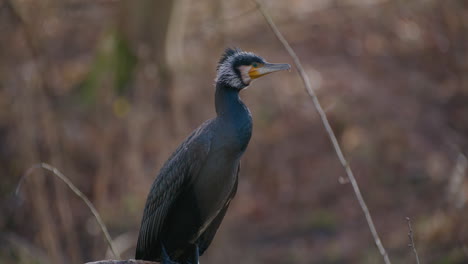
[214,83,252,153]
[215,83,248,119]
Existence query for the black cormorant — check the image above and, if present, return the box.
[135,48,290,263]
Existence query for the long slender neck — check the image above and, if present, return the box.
[215,83,247,118]
[214,82,252,152]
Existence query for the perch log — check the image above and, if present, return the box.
[86,260,157,264]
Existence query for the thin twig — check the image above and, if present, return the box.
[253,1,391,264]
[16,163,120,259]
[406,217,421,264]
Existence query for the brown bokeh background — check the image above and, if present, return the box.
[1,0,468,263]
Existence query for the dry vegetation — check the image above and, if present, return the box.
[1,0,468,264]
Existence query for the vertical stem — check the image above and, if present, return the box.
[406,217,421,264]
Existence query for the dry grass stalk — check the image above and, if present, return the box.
[16,163,120,259]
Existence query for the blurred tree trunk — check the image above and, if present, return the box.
[118,0,175,115]
[116,0,178,176]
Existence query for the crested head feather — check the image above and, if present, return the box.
[217,47,242,70]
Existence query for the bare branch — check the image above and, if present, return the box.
[406,217,421,264]
[253,1,391,264]
[16,163,120,259]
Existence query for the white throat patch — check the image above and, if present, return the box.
[238,65,252,86]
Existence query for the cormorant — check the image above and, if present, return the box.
[135,48,290,263]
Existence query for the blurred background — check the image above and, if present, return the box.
[1,0,468,263]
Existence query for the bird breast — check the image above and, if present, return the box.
[194,151,239,209]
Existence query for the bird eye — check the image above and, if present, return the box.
[252,63,258,68]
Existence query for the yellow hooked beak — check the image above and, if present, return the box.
[248,63,291,79]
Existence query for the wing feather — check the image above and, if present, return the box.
[135,121,213,260]
[197,163,240,255]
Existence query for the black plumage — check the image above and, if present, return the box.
[135,48,290,263]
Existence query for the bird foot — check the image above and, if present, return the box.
[161,245,178,264]
[188,244,199,264]
[183,244,200,264]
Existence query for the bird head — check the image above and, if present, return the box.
[216,48,291,89]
